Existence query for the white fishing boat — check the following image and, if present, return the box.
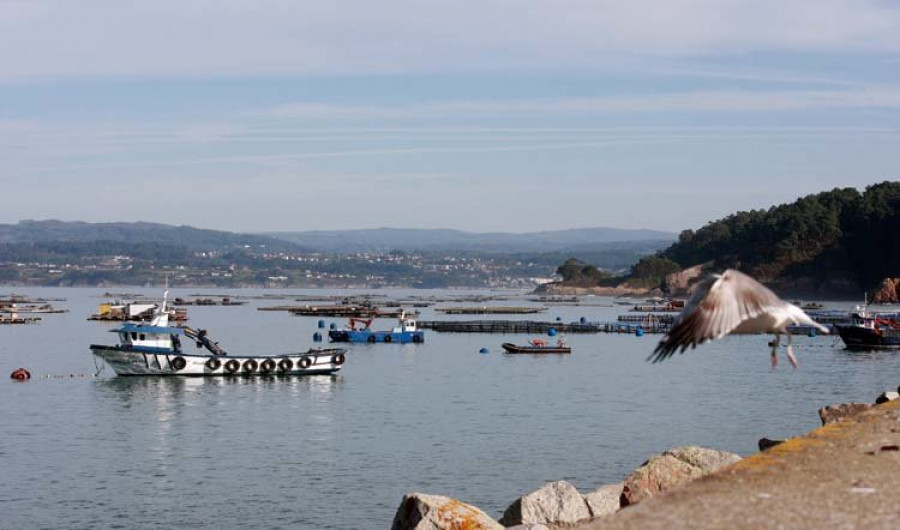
[90,289,346,376]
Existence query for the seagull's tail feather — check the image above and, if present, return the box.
[791,306,831,334]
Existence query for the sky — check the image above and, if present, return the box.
[1,0,899,234]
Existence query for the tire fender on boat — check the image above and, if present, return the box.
[278,358,293,372]
[298,356,312,369]
[383,335,392,343]
[260,359,276,373]
[206,357,222,371]
[332,353,346,366]
[224,359,240,373]
[412,334,423,343]
[171,356,187,371]
[367,335,376,343]
[243,359,259,373]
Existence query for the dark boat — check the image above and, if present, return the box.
[501,341,571,354]
[835,311,900,350]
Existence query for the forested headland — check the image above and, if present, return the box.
[549,181,900,297]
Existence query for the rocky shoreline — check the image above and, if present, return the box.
[537,262,878,301]
[391,389,900,529]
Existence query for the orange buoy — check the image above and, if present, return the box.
[10,368,31,381]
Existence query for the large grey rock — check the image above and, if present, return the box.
[583,482,623,517]
[500,480,592,527]
[818,403,873,426]
[391,493,502,530]
[621,446,742,506]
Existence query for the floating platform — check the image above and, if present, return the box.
[617,314,676,323]
[173,297,246,306]
[630,305,682,312]
[417,320,671,334]
[0,316,41,324]
[286,306,418,318]
[435,306,547,315]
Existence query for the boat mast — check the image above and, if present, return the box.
[150,276,170,327]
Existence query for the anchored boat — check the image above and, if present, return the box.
[90,290,346,376]
[502,338,571,354]
[835,309,900,350]
[328,313,425,344]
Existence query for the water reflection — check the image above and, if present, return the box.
[837,349,900,362]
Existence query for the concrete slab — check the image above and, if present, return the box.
[579,401,900,529]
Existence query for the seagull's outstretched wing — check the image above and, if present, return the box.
[649,269,783,362]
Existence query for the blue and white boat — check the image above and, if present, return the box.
[91,290,346,376]
[328,313,424,344]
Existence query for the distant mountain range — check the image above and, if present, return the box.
[0,220,302,252]
[263,227,675,253]
[0,220,676,287]
[0,221,675,255]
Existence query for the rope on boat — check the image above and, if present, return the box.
[93,354,106,377]
[40,373,100,379]
[36,357,105,379]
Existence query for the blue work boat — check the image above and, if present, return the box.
[328,314,424,344]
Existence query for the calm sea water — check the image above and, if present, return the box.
[3,288,899,529]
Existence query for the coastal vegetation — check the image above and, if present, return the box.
[550,181,900,295]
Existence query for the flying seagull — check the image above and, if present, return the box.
[649,269,829,368]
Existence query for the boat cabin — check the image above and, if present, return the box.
[112,323,183,352]
[392,318,418,333]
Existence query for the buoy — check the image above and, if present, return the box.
[580,317,587,324]
[808,328,817,338]
[329,322,337,330]
[479,348,490,354]
[548,328,558,337]
[10,368,31,381]
[636,326,645,337]
[313,332,323,342]
[556,316,562,322]
[317,320,326,329]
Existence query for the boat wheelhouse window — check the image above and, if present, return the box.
[131,332,138,340]
[140,333,146,340]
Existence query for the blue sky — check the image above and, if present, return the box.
[2,0,899,233]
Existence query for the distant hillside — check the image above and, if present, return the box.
[264,227,675,253]
[658,181,900,295]
[0,220,302,252]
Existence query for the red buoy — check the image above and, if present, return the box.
[10,368,31,381]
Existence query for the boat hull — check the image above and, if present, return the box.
[835,325,900,350]
[501,343,571,354]
[328,330,424,344]
[90,346,346,376]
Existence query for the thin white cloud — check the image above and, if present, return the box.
[13,138,692,174]
[252,88,900,119]
[0,0,898,80]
